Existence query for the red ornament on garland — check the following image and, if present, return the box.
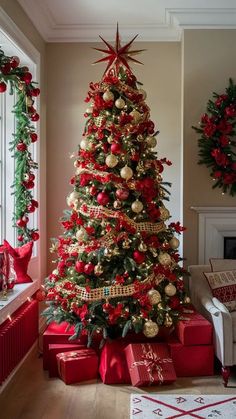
[30,133,38,142]
[30,88,40,97]
[27,204,36,213]
[0,81,7,92]
[31,113,40,122]
[21,72,32,84]
[17,235,24,242]
[133,250,145,264]
[31,231,39,241]
[10,56,20,69]
[16,218,27,228]
[97,191,110,206]
[31,199,39,208]
[17,142,27,152]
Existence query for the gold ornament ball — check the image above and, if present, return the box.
[103,90,114,102]
[113,200,122,209]
[147,289,162,305]
[80,138,90,150]
[94,263,103,276]
[139,89,147,99]
[122,239,131,249]
[105,154,118,168]
[143,320,159,338]
[52,269,58,275]
[115,97,126,109]
[131,200,143,213]
[169,237,180,250]
[158,252,172,266]
[146,136,157,148]
[26,96,33,107]
[130,109,142,124]
[159,206,170,221]
[120,165,133,180]
[164,283,177,297]
[85,107,93,114]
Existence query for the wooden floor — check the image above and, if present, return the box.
[0,346,236,419]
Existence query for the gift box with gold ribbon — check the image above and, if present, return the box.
[56,349,98,385]
[125,343,176,387]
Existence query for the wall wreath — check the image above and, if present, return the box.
[0,47,40,245]
[193,78,236,196]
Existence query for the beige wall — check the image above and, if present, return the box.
[46,42,181,272]
[0,0,47,280]
[183,30,236,266]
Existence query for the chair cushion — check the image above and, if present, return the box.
[210,258,236,272]
[204,270,236,312]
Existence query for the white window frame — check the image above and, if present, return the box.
[0,7,40,280]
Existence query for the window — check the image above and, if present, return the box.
[0,28,38,250]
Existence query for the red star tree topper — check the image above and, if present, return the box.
[43,26,188,344]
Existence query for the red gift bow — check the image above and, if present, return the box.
[130,343,172,385]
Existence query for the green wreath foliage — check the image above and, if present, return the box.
[0,47,40,244]
[193,78,236,196]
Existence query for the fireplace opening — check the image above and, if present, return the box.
[224,237,236,259]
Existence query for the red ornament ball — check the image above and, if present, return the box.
[133,250,145,264]
[17,142,27,152]
[30,133,38,142]
[84,262,95,275]
[21,71,32,84]
[75,261,85,273]
[0,81,7,92]
[97,191,110,206]
[16,218,26,228]
[30,88,40,97]
[110,143,122,154]
[31,199,39,208]
[27,204,36,213]
[17,235,24,242]
[31,231,39,241]
[115,189,129,201]
[31,113,40,122]
[10,56,20,69]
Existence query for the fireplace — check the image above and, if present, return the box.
[191,207,236,264]
[224,237,236,259]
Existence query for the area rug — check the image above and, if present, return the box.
[130,394,236,418]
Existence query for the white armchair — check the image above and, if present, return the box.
[188,265,236,386]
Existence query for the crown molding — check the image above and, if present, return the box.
[17,1,236,42]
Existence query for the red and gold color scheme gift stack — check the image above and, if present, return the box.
[56,349,98,385]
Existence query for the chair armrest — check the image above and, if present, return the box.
[200,295,233,366]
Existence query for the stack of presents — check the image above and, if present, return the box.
[43,308,214,386]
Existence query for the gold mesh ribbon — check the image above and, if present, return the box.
[67,230,119,254]
[79,204,166,234]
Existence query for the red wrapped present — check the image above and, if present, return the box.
[99,340,131,384]
[125,343,176,387]
[56,349,98,384]
[48,343,86,377]
[43,322,87,370]
[176,312,212,346]
[168,338,214,377]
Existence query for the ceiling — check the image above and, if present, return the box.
[17,0,236,42]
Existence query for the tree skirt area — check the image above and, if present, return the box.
[130,394,236,418]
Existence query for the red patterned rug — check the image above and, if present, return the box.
[131,394,236,418]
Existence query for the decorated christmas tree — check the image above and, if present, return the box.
[43,27,188,344]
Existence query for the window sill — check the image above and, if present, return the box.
[0,279,39,325]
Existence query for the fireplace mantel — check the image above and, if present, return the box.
[191,207,236,264]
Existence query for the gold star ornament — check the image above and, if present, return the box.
[93,24,145,76]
